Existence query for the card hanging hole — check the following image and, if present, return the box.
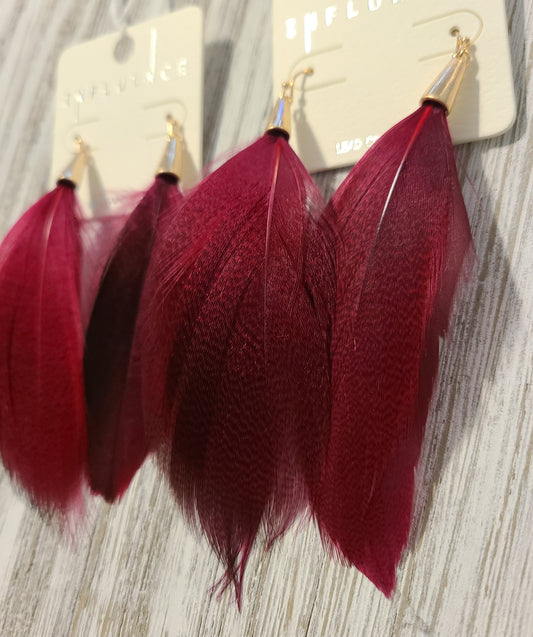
[113,31,135,64]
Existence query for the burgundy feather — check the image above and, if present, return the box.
[78,212,129,332]
[0,183,87,516]
[143,132,333,603]
[83,175,182,502]
[315,103,473,595]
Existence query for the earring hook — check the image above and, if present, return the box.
[267,67,314,138]
[450,28,472,60]
[280,67,314,102]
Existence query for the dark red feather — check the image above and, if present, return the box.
[0,183,87,517]
[315,103,473,595]
[142,132,334,604]
[83,175,182,502]
[78,212,129,332]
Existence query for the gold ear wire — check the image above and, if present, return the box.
[421,30,472,114]
[266,68,313,138]
[450,28,472,59]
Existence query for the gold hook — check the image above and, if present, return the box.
[280,67,314,102]
[450,28,472,60]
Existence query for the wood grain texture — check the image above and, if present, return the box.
[0,0,532,635]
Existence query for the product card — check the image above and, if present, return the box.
[273,0,516,172]
[52,7,203,214]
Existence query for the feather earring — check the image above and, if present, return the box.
[142,70,334,605]
[78,212,130,332]
[315,32,475,596]
[0,139,90,519]
[83,116,185,503]
[78,159,129,332]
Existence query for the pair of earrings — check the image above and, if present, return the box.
[0,118,184,519]
[0,31,474,603]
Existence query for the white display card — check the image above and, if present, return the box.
[52,7,203,214]
[273,0,516,171]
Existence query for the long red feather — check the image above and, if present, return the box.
[315,103,473,595]
[143,132,333,604]
[83,175,182,502]
[0,183,87,517]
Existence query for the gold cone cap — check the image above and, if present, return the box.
[421,31,472,114]
[157,115,183,180]
[266,68,313,138]
[57,136,88,187]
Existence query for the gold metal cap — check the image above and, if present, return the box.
[421,30,472,114]
[157,115,183,180]
[57,136,88,187]
[266,68,313,138]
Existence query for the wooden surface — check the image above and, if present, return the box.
[0,1,532,635]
